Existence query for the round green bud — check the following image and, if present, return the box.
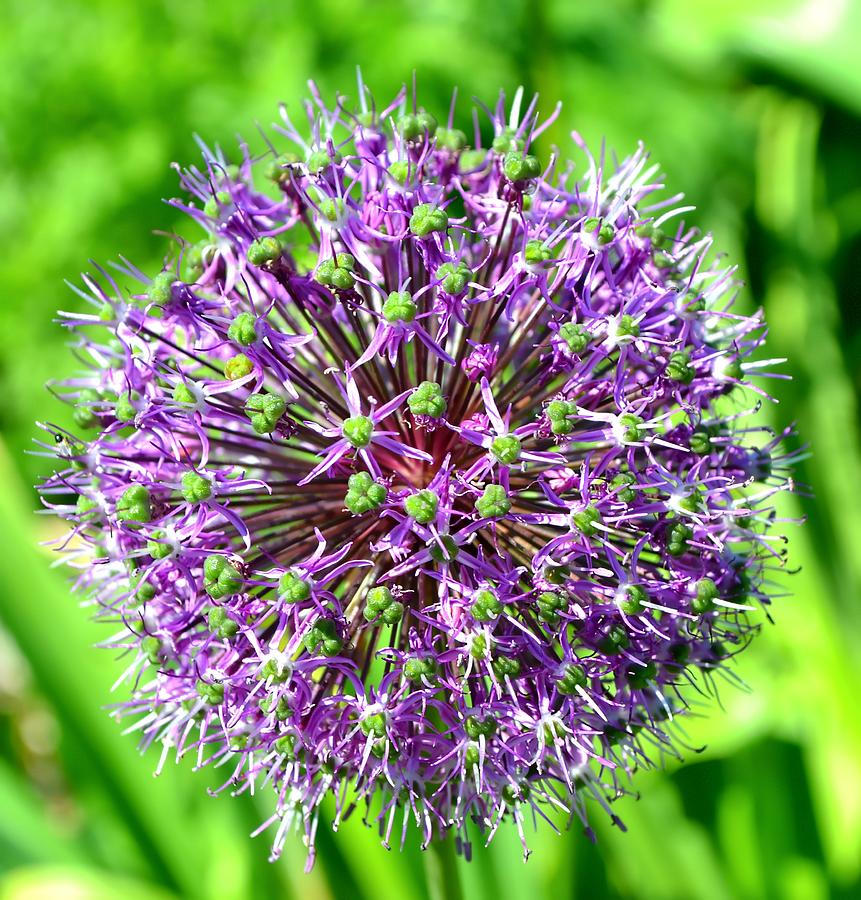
[408,381,446,418]
[692,577,719,615]
[207,606,239,639]
[203,191,231,219]
[345,472,388,515]
[583,217,614,244]
[717,355,743,381]
[364,585,393,610]
[546,398,576,436]
[279,571,312,604]
[203,555,242,600]
[472,588,503,622]
[617,314,640,339]
[318,197,345,223]
[537,591,567,626]
[273,733,297,756]
[141,635,163,665]
[524,239,552,266]
[404,489,439,525]
[492,655,521,679]
[502,783,530,805]
[464,743,481,768]
[306,148,342,173]
[182,240,212,281]
[258,659,291,684]
[73,388,102,430]
[360,712,387,738]
[668,642,691,669]
[626,662,657,689]
[676,491,702,514]
[464,714,496,740]
[475,484,511,519]
[599,624,630,654]
[132,574,157,603]
[436,261,471,295]
[490,434,521,466]
[195,679,224,706]
[329,268,355,291]
[115,392,139,424]
[404,656,437,683]
[228,312,258,346]
[492,127,524,153]
[342,414,373,448]
[147,531,173,560]
[667,523,693,557]
[544,565,570,586]
[572,505,601,536]
[147,271,174,306]
[459,149,488,172]
[409,203,448,237]
[116,484,151,523]
[76,493,99,518]
[389,160,411,185]
[618,413,644,443]
[436,127,467,152]
[225,354,253,381]
[666,350,695,384]
[381,600,405,625]
[469,633,489,660]
[245,393,286,434]
[181,470,212,503]
[172,382,196,407]
[556,663,587,695]
[382,290,417,324]
[690,429,711,455]
[247,237,281,267]
[265,153,299,184]
[503,151,541,182]
[398,110,437,141]
[314,254,356,290]
[558,322,590,354]
[610,472,636,503]
[303,618,342,657]
[428,534,458,564]
[620,584,647,615]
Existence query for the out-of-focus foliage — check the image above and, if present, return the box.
[0,0,859,897]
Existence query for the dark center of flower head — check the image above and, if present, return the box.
[40,77,797,866]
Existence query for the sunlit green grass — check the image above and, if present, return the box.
[1,1,859,897]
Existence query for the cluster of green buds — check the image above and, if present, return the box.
[363,586,404,625]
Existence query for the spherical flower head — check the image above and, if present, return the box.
[39,78,799,869]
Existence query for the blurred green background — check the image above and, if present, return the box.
[1,0,860,897]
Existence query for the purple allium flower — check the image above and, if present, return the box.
[38,77,800,868]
